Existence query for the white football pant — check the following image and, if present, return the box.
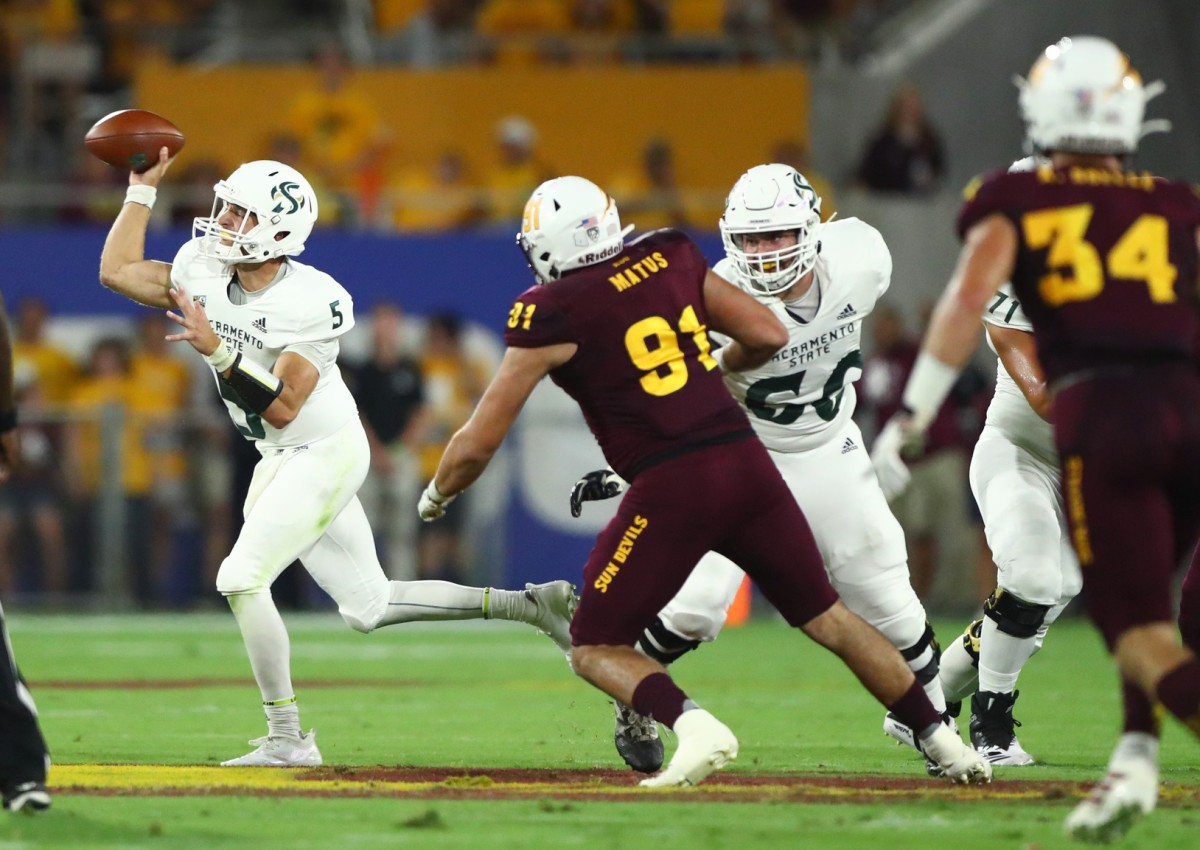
[659,420,928,653]
[969,429,1081,609]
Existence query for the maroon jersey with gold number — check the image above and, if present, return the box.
[957,164,1200,382]
[504,228,752,479]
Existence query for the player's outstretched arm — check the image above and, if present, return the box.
[986,324,1052,421]
[702,270,787,371]
[421,342,575,520]
[99,146,175,309]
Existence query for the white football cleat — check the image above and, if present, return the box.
[524,581,578,658]
[920,722,993,784]
[639,709,737,788]
[1065,750,1158,843]
[221,729,322,767]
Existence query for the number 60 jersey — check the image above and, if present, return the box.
[170,238,359,448]
[712,218,892,453]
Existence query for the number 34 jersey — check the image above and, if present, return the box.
[170,238,359,448]
[958,164,1200,384]
[712,218,892,453]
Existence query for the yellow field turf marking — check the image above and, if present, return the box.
[48,765,1199,803]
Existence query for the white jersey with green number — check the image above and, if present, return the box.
[712,217,891,453]
[170,238,358,448]
[980,283,1056,464]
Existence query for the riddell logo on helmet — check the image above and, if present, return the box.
[578,242,623,266]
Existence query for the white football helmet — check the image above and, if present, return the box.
[1017,36,1167,156]
[720,163,822,295]
[517,176,634,284]
[194,160,318,265]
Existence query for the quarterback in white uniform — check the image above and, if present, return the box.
[571,164,948,773]
[98,149,575,767]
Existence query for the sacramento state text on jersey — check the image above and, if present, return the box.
[712,217,891,453]
[772,322,857,368]
[210,320,265,352]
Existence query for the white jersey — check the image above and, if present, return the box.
[712,218,891,452]
[170,238,358,448]
[980,283,1056,464]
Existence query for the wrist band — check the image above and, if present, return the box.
[427,481,450,505]
[0,409,16,433]
[901,351,959,431]
[125,184,157,209]
[205,340,237,374]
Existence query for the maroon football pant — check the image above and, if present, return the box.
[570,436,839,647]
[1054,365,1200,649]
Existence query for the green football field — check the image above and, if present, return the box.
[1,612,1196,849]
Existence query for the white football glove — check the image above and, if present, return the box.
[418,481,456,522]
[870,416,917,501]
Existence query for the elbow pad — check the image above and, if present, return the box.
[219,354,283,415]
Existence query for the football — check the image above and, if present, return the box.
[84,109,185,173]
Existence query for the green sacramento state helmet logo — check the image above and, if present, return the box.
[270,181,306,214]
[792,171,815,202]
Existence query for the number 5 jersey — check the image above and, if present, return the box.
[170,238,359,448]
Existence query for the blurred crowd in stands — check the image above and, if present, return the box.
[1,0,944,227]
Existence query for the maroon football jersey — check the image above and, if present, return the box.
[958,164,1200,382]
[504,228,752,478]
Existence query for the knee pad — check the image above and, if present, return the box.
[983,588,1051,638]
[899,621,941,684]
[638,616,702,665]
[959,618,983,664]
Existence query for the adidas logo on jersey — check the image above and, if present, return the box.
[841,437,857,454]
[252,317,267,333]
[836,303,857,320]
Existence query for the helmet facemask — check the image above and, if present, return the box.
[194,161,318,266]
[720,164,823,295]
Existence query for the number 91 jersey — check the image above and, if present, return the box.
[958,164,1200,384]
[713,218,892,453]
[503,228,751,479]
[170,238,358,448]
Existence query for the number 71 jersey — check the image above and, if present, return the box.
[958,164,1200,384]
[170,238,358,448]
[713,218,892,453]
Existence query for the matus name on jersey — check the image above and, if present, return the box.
[211,319,265,352]
[772,321,857,368]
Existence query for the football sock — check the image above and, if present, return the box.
[887,679,941,738]
[977,618,1037,694]
[226,591,295,709]
[1155,657,1200,736]
[264,696,301,739]
[630,672,690,728]
[937,630,978,704]
[1110,731,1159,766]
[377,581,487,626]
[1122,677,1161,737]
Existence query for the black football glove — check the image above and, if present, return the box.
[569,468,628,518]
